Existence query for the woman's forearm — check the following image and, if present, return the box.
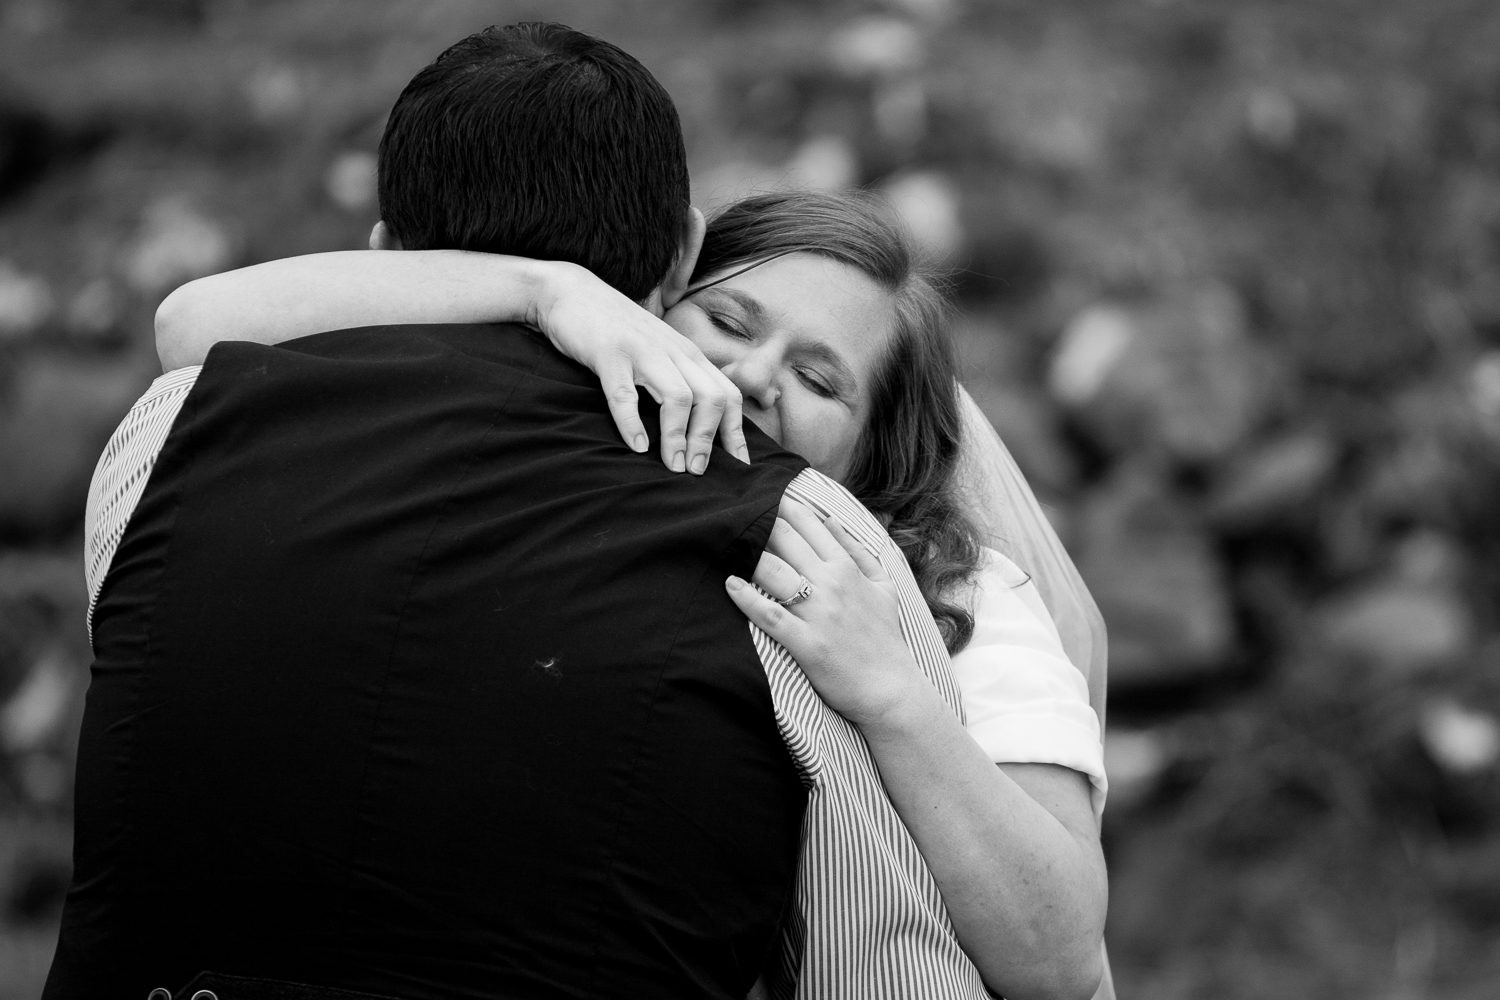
[858,682,1107,1000]
[154,251,748,474]
[155,250,560,371]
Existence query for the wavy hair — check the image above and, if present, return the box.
[694,191,982,652]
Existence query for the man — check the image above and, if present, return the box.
[49,22,985,1000]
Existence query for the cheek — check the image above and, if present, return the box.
[665,311,734,368]
[780,401,862,480]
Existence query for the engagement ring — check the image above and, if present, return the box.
[776,577,813,607]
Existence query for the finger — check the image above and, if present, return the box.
[765,516,825,574]
[702,365,744,464]
[598,361,649,454]
[749,548,809,602]
[726,575,805,645]
[776,501,846,564]
[677,362,732,476]
[825,516,887,581]
[633,356,693,472]
[719,388,750,464]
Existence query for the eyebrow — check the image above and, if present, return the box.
[705,287,862,399]
[709,287,768,326]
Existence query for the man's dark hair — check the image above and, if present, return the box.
[377,22,690,302]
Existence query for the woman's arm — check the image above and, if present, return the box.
[727,502,1107,1000]
[156,251,747,472]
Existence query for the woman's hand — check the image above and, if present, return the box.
[725,498,926,728]
[533,262,748,473]
[728,497,1109,999]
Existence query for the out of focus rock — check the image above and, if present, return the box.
[692,158,792,210]
[325,150,378,212]
[967,382,1079,499]
[1026,113,1109,176]
[123,198,237,296]
[784,135,860,191]
[871,76,928,148]
[879,170,964,262]
[955,306,1080,495]
[15,750,72,807]
[0,261,55,339]
[114,0,210,24]
[1419,699,1500,776]
[243,63,305,125]
[1048,305,1133,408]
[1244,86,1299,149]
[1049,285,1279,465]
[64,277,129,346]
[0,354,151,537]
[827,16,925,79]
[1074,462,1238,685]
[1310,535,1474,675]
[0,0,63,37]
[1206,429,1340,529]
[1468,350,1500,441]
[885,0,957,23]
[1361,377,1480,526]
[0,648,71,754]
[1102,725,1171,812]
[1313,583,1471,673]
[7,835,71,917]
[0,547,87,716]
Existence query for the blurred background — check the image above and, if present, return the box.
[2,0,1499,996]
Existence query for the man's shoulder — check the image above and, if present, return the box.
[193,322,599,402]
[210,321,545,365]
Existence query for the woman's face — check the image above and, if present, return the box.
[665,252,897,482]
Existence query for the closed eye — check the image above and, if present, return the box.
[706,310,753,341]
[796,367,838,398]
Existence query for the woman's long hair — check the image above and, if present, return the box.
[693,191,983,652]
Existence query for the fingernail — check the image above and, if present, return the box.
[632,434,648,453]
[689,454,708,475]
[671,451,686,472]
[735,445,750,463]
[725,575,744,592]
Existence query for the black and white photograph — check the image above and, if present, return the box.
[1,1,1498,997]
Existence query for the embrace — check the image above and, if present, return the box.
[48,22,1111,1000]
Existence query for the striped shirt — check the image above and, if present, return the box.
[86,366,995,999]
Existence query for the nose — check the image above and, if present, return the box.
[723,348,780,410]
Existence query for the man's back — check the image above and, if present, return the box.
[48,324,808,999]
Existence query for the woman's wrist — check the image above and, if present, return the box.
[525,259,590,333]
[847,669,951,742]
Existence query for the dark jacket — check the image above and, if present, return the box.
[47,323,809,1000]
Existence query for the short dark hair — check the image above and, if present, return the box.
[377,22,690,302]
[694,192,982,652]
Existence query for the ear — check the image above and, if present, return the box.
[658,206,706,311]
[368,220,403,251]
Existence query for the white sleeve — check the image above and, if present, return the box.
[951,546,1108,816]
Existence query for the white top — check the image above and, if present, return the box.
[955,547,1107,816]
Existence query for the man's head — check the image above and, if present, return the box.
[374,22,701,309]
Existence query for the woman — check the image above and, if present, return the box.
[158,191,1110,999]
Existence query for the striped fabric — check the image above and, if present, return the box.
[83,365,202,635]
[765,473,991,1000]
[85,369,991,998]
